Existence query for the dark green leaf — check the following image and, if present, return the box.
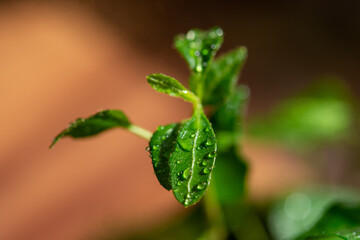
[149,123,182,190]
[268,187,360,240]
[147,73,197,103]
[212,147,247,204]
[170,111,217,207]
[210,85,250,151]
[211,85,250,133]
[50,109,131,148]
[174,27,223,74]
[203,47,248,105]
[299,203,360,240]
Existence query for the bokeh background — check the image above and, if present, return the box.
[0,1,359,240]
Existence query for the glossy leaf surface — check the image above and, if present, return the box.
[174,27,223,74]
[147,73,197,103]
[170,111,217,207]
[50,109,130,148]
[203,47,248,105]
[149,123,181,190]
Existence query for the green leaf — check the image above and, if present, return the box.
[147,73,198,103]
[165,111,217,207]
[203,47,248,105]
[210,85,250,151]
[174,27,224,97]
[50,109,130,148]
[149,123,181,190]
[299,203,360,240]
[268,187,360,240]
[211,85,250,133]
[249,78,353,150]
[212,147,247,204]
[174,27,223,74]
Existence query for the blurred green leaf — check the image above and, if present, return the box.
[249,78,353,149]
[50,109,130,148]
[203,47,248,105]
[147,73,198,103]
[211,85,250,140]
[268,187,360,240]
[212,147,247,204]
[299,203,360,240]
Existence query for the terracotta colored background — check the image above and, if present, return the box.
[0,1,359,240]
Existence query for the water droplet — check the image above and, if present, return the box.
[195,64,203,72]
[176,160,181,164]
[215,28,223,36]
[207,152,215,158]
[201,160,208,166]
[186,30,195,40]
[177,138,193,151]
[205,139,214,146]
[145,147,150,151]
[194,50,200,57]
[182,168,191,180]
[202,62,207,67]
[202,49,209,55]
[210,44,216,50]
[202,168,210,174]
[196,183,205,190]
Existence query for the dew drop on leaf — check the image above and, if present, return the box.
[196,183,205,190]
[205,138,214,146]
[182,168,191,180]
[201,160,208,166]
[202,168,210,174]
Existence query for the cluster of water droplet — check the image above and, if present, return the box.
[179,28,223,73]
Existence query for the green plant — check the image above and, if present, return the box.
[51,28,360,240]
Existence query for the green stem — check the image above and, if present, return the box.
[127,124,152,141]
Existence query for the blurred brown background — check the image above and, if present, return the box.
[0,1,359,240]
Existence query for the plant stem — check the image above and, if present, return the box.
[127,124,152,140]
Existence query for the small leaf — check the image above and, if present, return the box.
[170,111,217,207]
[174,27,223,74]
[212,147,247,204]
[203,47,248,105]
[147,73,198,103]
[50,109,130,148]
[175,27,224,96]
[149,123,182,190]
